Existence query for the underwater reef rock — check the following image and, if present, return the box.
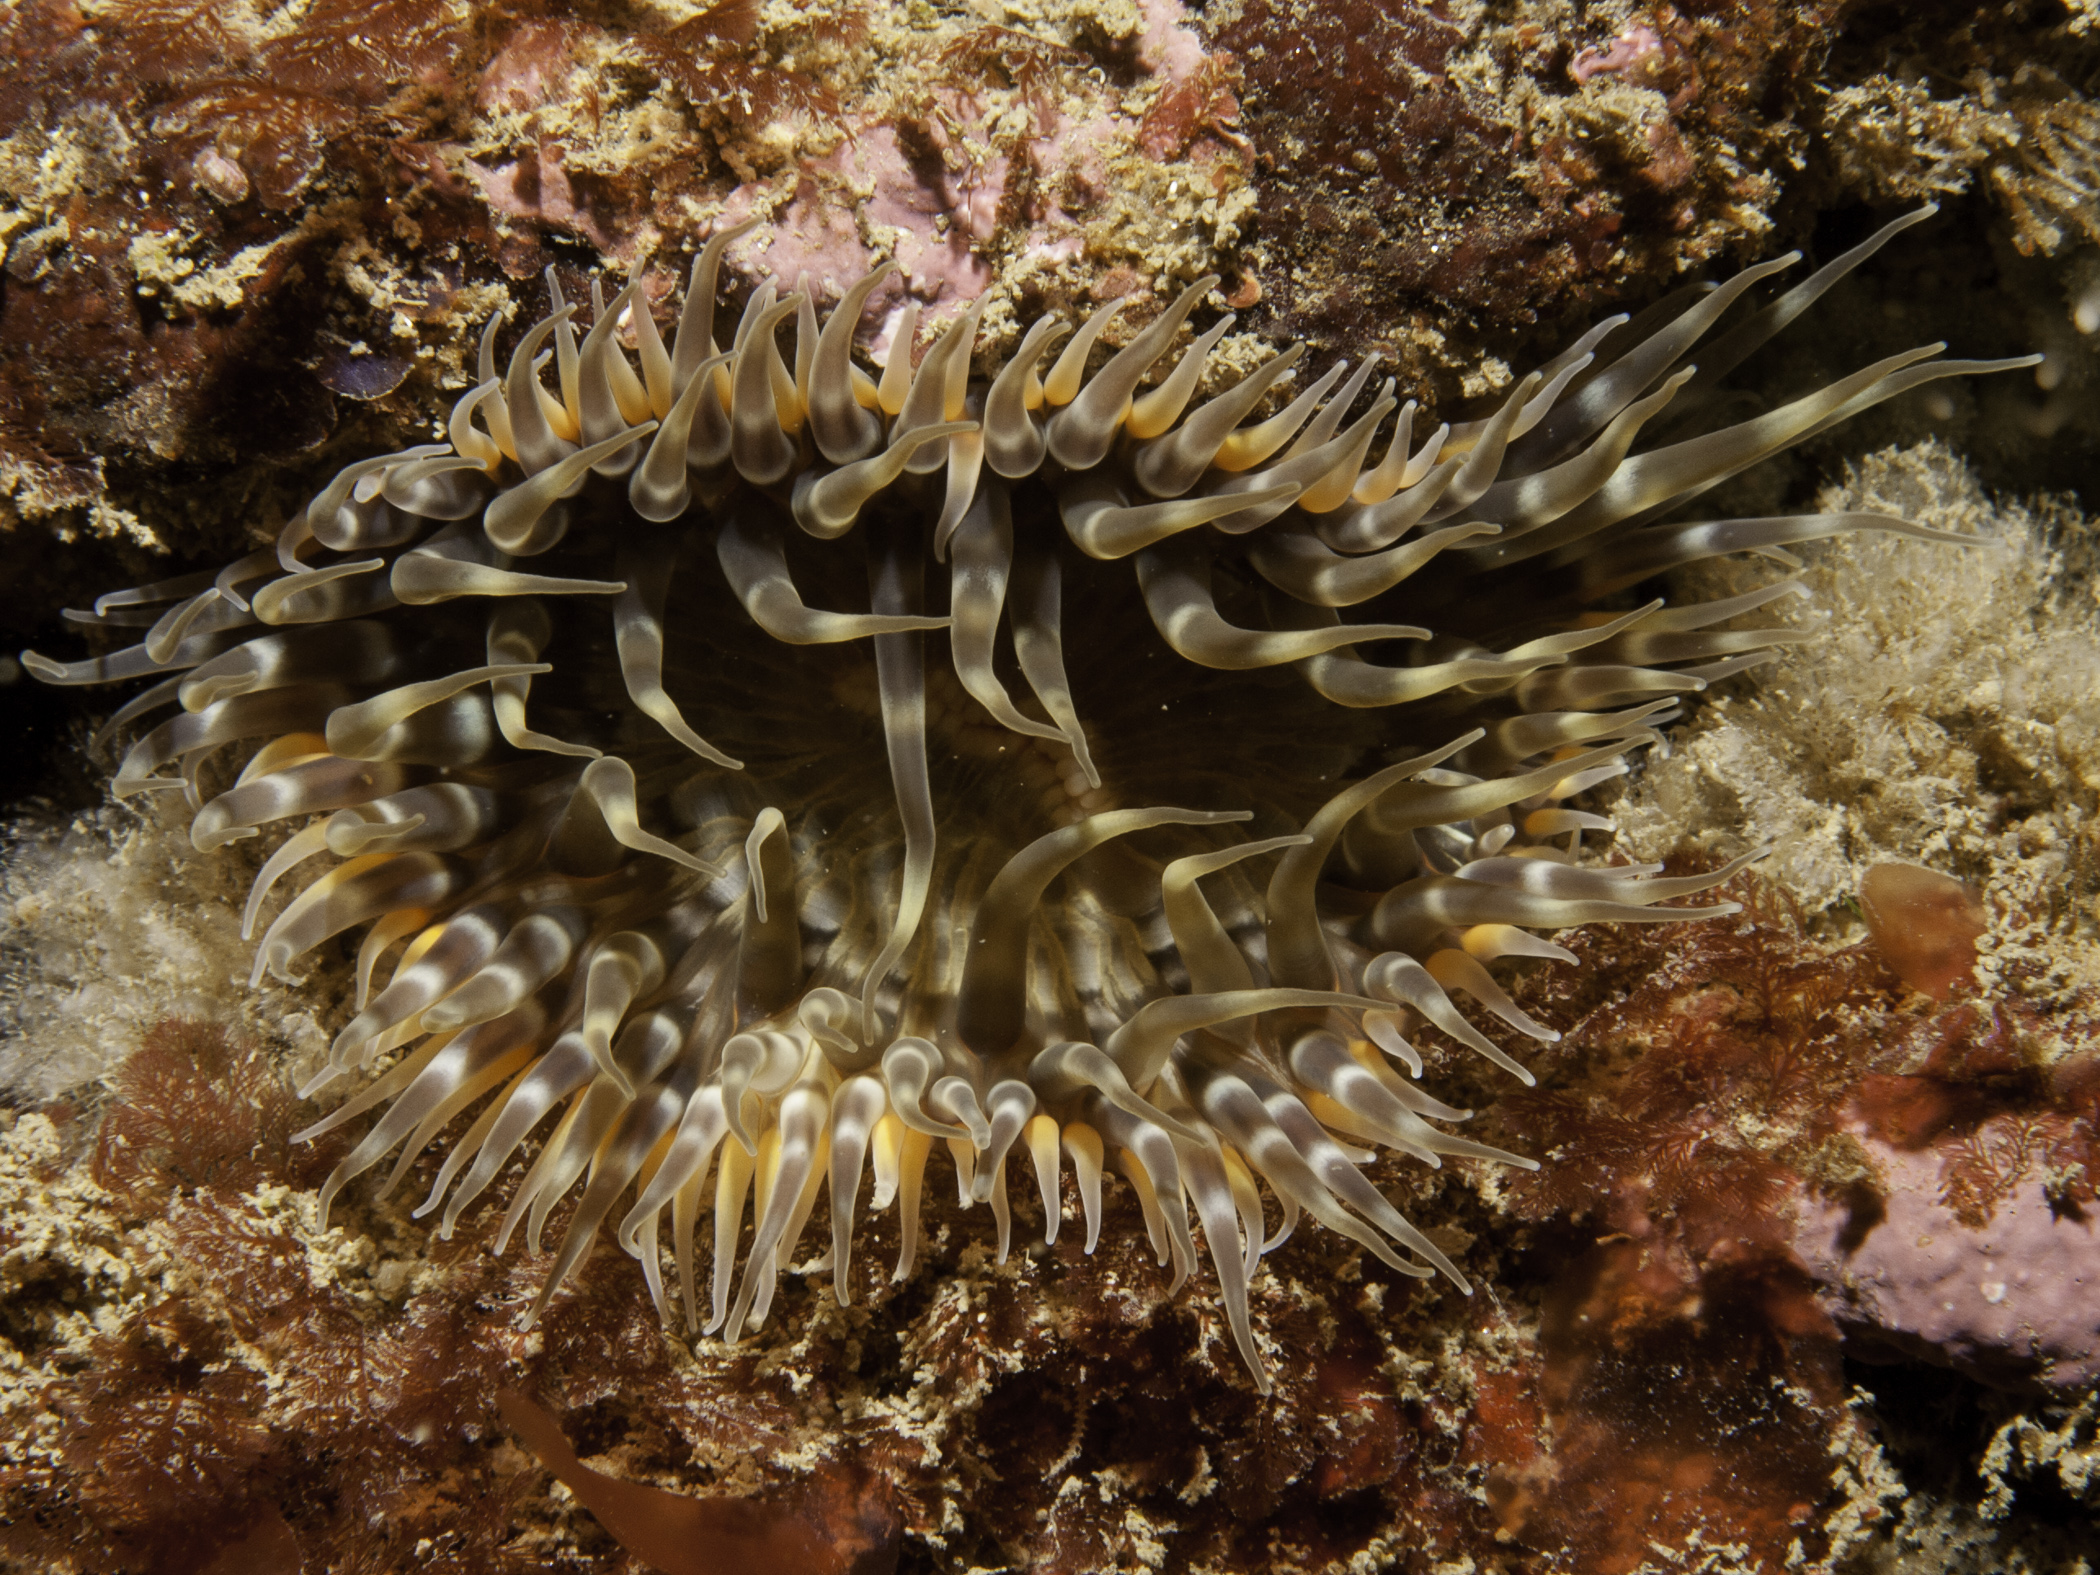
[1819,3,2100,257]
[1616,440,2100,989]
[5,0,2094,652]
[0,812,264,1103]
[3,7,2100,1575]
[0,0,1260,636]
[1813,0,2100,473]
[1485,865,2100,1571]
[1495,867,2100,1395]
[1797,1118,2100,1390]
[1207,0,1834,382]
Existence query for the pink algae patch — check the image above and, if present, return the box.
[1860,862,1989,1000]
[1570,24,1666,85]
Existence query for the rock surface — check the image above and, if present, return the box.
[5,4,2100,1573]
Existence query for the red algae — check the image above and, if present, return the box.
[1860,862,1991,1000]
[497,1389,898,1575]
[1477,865,2100,1562]
[1524,1234,1845,1574]
[2,1019,897,1574]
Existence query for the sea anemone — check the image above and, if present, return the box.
[23,204,2031,1393]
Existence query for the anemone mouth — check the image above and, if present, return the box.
[25,205,2036,1393]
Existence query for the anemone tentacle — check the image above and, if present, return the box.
[28,211,2036,1394]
